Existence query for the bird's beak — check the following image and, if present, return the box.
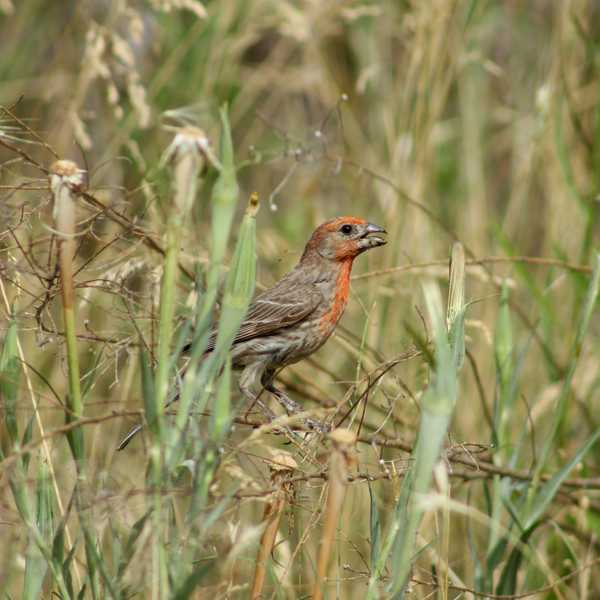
[358,222,387,249]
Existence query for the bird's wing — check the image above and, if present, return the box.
[205,279,323,351]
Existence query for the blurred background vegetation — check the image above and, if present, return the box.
[1,0,600,598]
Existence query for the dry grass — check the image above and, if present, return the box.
[1,1,599,598]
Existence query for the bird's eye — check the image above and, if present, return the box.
[340,224,354,235]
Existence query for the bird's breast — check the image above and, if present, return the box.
[318,260,352,334]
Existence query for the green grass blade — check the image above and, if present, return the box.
[21,415,35,473]
[116,510,152,580]
[0,313,20,448]
[140,348,156,436]
[23,458,53,600]
[529,253,600,498]
[368,483,382,568]
[82,523,119,600]
[522,428,600,532]
[211,192,258,359]
[188,194,257,519]
[197,104,239,325]
[211,356,231,441]
[495,529,533,595]
[367,281,459,598]
[171,563,211,600]
[447,241,466,370]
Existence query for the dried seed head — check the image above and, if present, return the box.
[247,191,260,217]
[161,126,221,171]
[252,451,294,600]
[269,452,297,473]
[328,428,356,447]
[49,160,87,190]
[328,428,358,474]
[161,127,215,216]
[49,160,86,225]
[0,0,14,15]
[154,0,207,19]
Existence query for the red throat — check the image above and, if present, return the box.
[320,259,353,331]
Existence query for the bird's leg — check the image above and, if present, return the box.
[239,361,277,422]
[240,362,308,443]
[261,370,328,433]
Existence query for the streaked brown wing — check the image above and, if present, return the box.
[205,280,323,351]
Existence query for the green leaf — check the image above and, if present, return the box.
[211,193,258,362]
[171,563,212,600]
[82,521,119,600]
[368,483,382,567]
[197,104,239,325]
[522,429,600,532]
[63,539,78,599]
[0,315,20,447]
[52,516,65,568]
[23,458,53,600]
[21,415,35,472]
[140,348,156,435]
[117,510,152,580]
[495,529,533,595]
[494,283,513,401]
[447,241,466,371]
[530,253,600,500]
[76,582,88,600]
[81,346,105,400]
[368,282,459,598]
[211,357,231,441]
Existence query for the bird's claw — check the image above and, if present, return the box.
[304,416,329,433]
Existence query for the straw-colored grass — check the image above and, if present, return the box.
[1,1,599,598]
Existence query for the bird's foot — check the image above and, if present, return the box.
[250,398,302,440]
[269,388,329,433]
[302,416,329,434]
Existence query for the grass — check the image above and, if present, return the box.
[1,1,600,598]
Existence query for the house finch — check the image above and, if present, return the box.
[118,216,386,449]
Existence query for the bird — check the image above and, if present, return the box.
[117,216,386,449]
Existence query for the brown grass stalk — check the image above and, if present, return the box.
[251,453,297,599]
[312,428,357,600]
[49,159,86,466]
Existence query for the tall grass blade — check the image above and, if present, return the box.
[140,348,156,437]
[495,529,533,596]
[114,511,152,584]
[529,253,600,498]
[486,281,516,580]
[23,458,53,600]
[171,564,212,600]
[0,313,19,450]
[49,160,86,467]
[367,280,461,598]
[81,521,119,600]
[447,242,466,370]
[368,483,382,568]
[523,429,600,533]
[211,191,258,361]
[196,104,239,326]
[189,193,257,519]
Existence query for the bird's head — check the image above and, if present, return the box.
[303,217,387,262]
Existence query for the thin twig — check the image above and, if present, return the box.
[353,256,592,282]
[413,556,600,599]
